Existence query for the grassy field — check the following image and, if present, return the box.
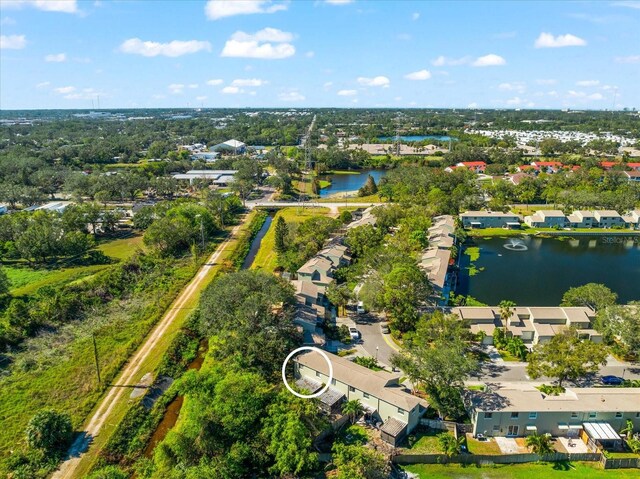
[403,429,446,454]
[402,462,640,478]
[464,435,502,455]
[317,193,384,203]
[250,207,331,272]
[6,235,144,297]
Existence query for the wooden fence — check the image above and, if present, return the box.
[601,456,640,469]
[394,452,602,466]
[418,419,473,439]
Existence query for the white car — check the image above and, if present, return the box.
[356,301,366,315]
[349,327,360,341]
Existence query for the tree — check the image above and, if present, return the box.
[25,409,73,454]
[326,283,352,317]
[358,174,378,197]
[561,283,618,312]
[525,433,554,455]
[382,265,430,332]
[345,224,384,258]
[596,303,640,359]
[527,329,608,387]
[499,300,516,334]
[274,216,288,253]
[331,443,387,479]
[342,399,365,425]
[86,466,129,479]
[0,267,10,296]
[437,432,464,457]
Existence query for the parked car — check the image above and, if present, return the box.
[601,375,624,386]
[356,301,366,315]
[380,322,390,334]
[349,327,360,341]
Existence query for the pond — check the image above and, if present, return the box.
[318,169,386,197]
[377,135,454,142]
[456,235,640,306]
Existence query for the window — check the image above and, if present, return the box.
[589,412,597,419]
[331,378,336,386]
[397,408,405,415]
[636,412,640,418]
[484,412,493,419]
[349,386,355,393]
[615,412,623,418]
[529,412,537,420]
[510,412,519,419]
[507,425,519,436]
[571,412,578,418]
[363,392,370,399]
[315,371,321,377]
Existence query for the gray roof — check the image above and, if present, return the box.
[380,417,408,437]
[318,388,345,408]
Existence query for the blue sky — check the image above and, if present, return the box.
[0,0,639,110]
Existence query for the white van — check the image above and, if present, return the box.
[356,301,366,315]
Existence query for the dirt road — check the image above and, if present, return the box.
[52,221,245,479]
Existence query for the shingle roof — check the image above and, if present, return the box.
[380,417,408,437]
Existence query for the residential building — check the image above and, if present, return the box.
[294,350,429,446]
[622,210,640,229]
[0,204,7,215]
[452,306,602,345]
[593,210,625,228]
[623,170,640,182]
[172,170,237,185]
[456,161,487,173]
[297,256,335,287]
[191,152,219,162]
[524,210,566,228]
[419,247,452,304]
[531,161,564,174]
[459,211,522,229]
[316,243,351,268]
[567,210,596,228]
[464,384,640,441]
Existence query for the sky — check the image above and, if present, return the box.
[0,0,639,110]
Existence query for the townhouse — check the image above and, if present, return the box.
[524,210,567,228]
[459,211,522,229]
[526,209,635,229]
[452,306,602,346]
[464,384,640,444]
[419,215,456,305]
[294,350,429,446]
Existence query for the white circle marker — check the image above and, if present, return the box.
[282,346,334,399]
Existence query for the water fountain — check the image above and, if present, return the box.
[503,238,528,251]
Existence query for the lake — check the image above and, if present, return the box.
[456,235,640,306]
[378,135,454,142]
[319,169,386,197]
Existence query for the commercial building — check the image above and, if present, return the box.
[294,350,428,446]
[171,170,237,185]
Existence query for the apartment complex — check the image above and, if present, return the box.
[525,209,634,229]
[452,306,602,345]
[294,350,428,446]
[459,211,522,229]
[418,215,456,305]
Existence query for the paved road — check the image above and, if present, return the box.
[52,220,248,479]
[339,313,399,368]
[246,200,385,215]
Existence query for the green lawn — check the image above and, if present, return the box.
[250,207,331,272]
[403,429,447,454]
[465,436,502,455]
[402,462,639,478]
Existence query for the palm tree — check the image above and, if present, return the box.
[499,300,516,335]
[506,337,528,361]
[526,433,554,455]
[342,399,364,425]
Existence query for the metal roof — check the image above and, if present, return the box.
[583,422,621,441]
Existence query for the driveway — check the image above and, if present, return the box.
[339,312,399,368]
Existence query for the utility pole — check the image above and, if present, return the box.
[195,214,205,248]
[92,333,101,385]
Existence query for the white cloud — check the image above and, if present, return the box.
[1,0,78,14]
[498,82,526,92]
[568,90,586,98]
[63,87,102,100]
[536,79,557,85]
[357,76,390,87]
[337,89,357,96]
[206,79,224,86]
[506,97,535,107]
[54,86,75,94]
[472,54,506,67]
[278,90,305,101]
[221,86,242,94]
[325,0,354,4]
[205,0,287,20]
[188,84,198,89]
[0,34,26,49]
[576,80,600,87]
[231,78,265,87]
[45,53,66,62]
[221,28,295,59]
[168,84,185,94]
[534,32,586,48]
[431,55,470,66]
[611,1,640,9]
[394,96,402,101]
[1,16,17,25]
[305,50,315,58]
[323,81,333,89]
[36,81,50,88]
[412,12,420,20]
[196,95,208,101]
[467,102,478,108]
[588,93,604,100]
[120,38,211,57]
[404,69,431,80]
[615,55,640,64]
